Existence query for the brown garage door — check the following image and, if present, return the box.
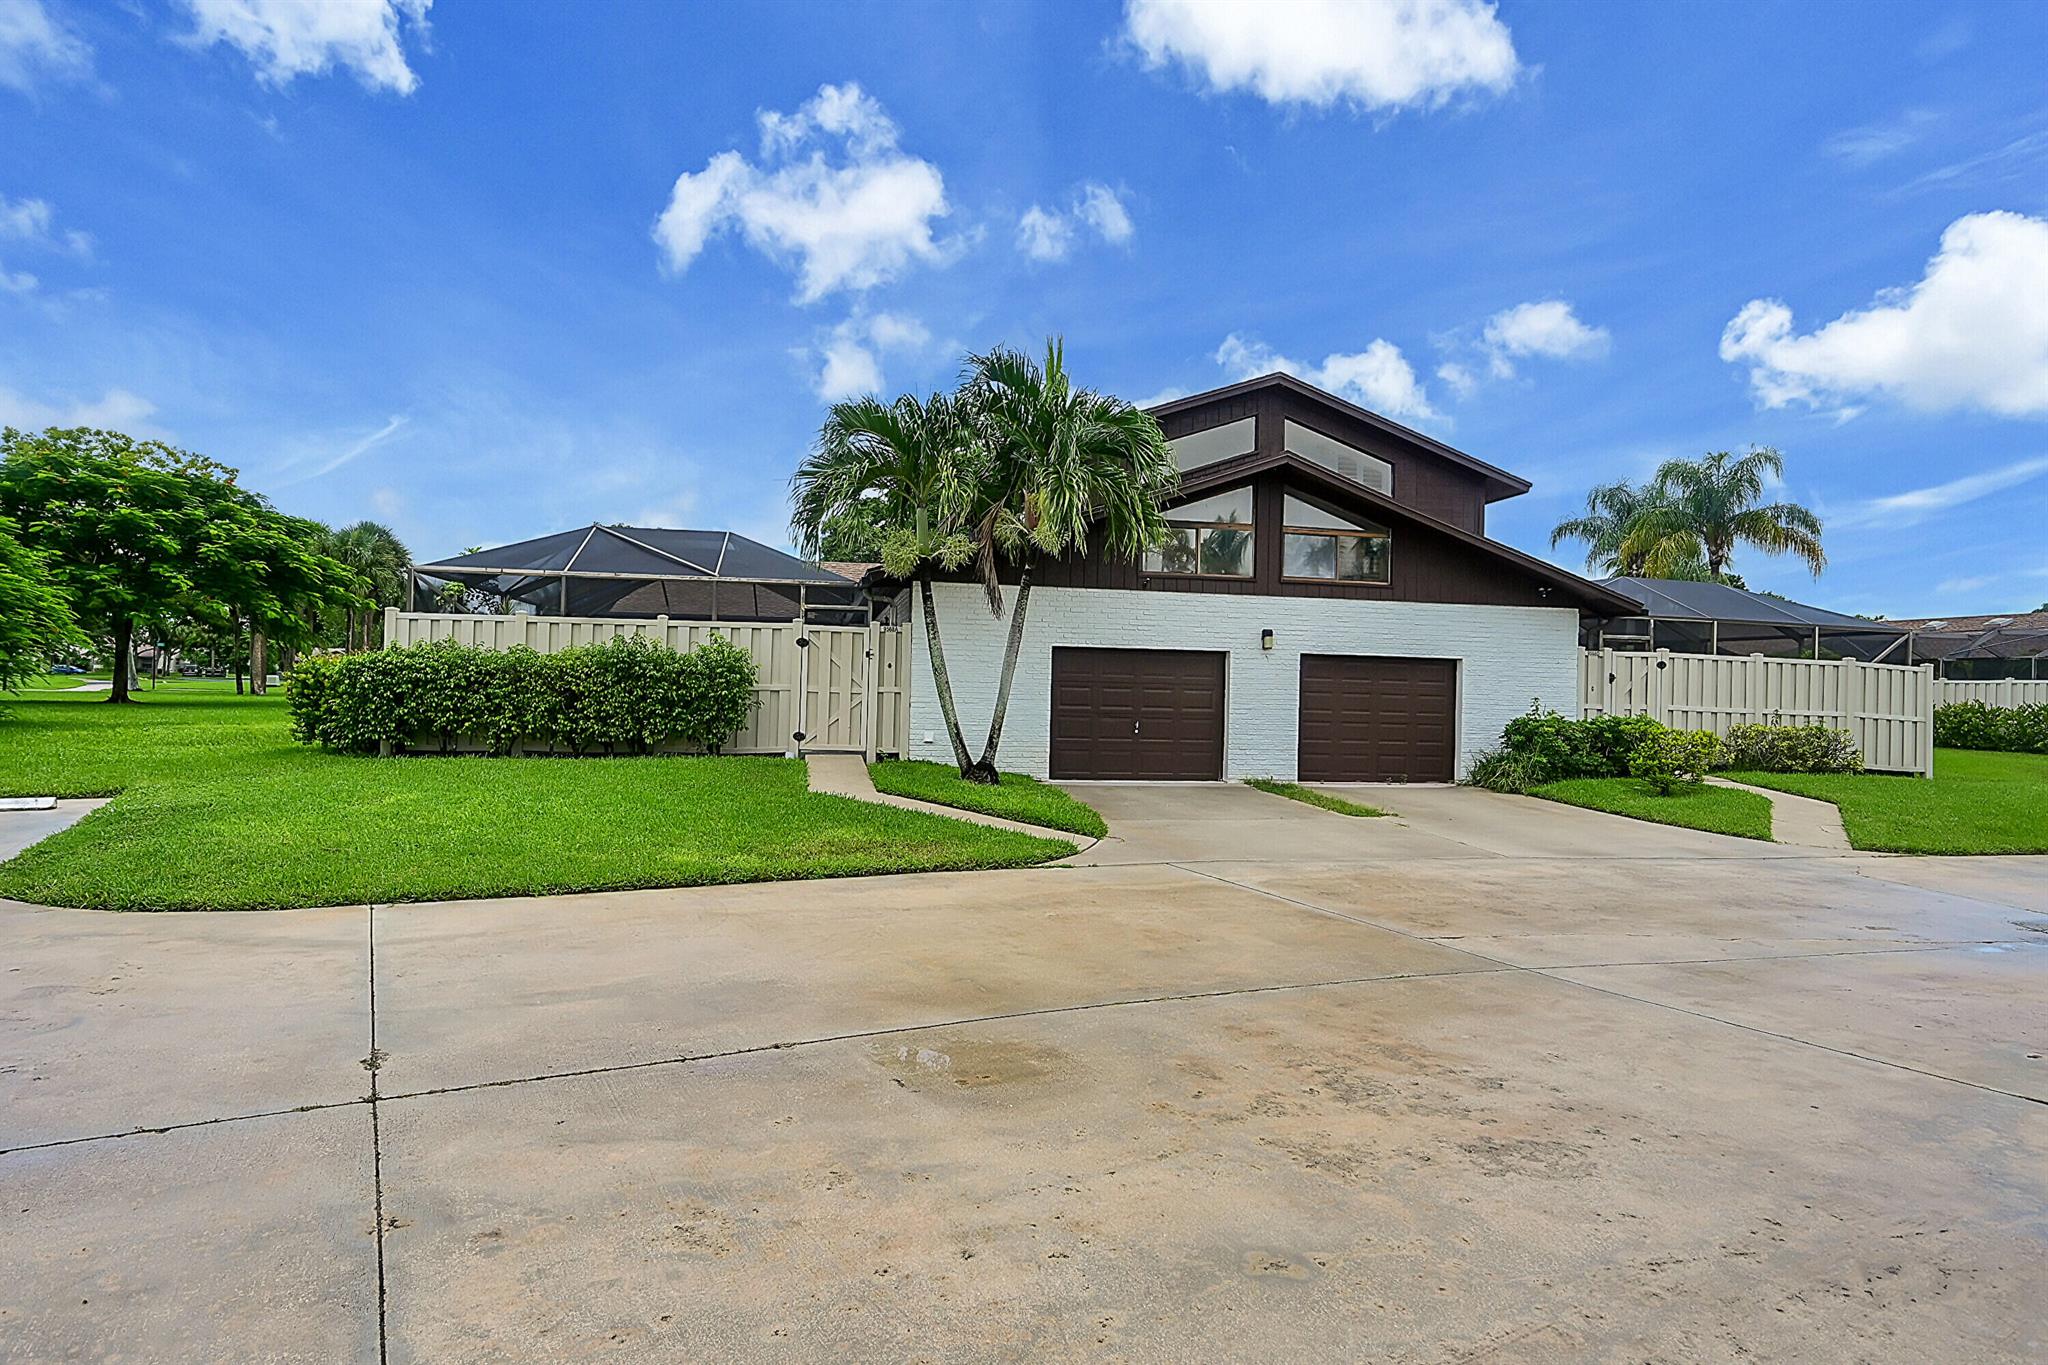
[1050,648,1225,781]
[1298,655,1456,783]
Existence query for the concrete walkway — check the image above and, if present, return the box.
[1709,775,1854,850]
[4,784,2045,1361]
[803,752,1097,847]
[0,799,106,862]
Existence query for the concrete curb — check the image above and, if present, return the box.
[804,754,1101,852]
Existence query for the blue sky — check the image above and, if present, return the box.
[3,0,2045,617]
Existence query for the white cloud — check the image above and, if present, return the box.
[1076,183,1134,244]
[0,192,93,290]
[1823,109,1939,166]
[653,82,951,304]
[1131,384,1189,409]
[1015,205,1073,262]
[181,0,433,95]
[1014,181,1134,262]
[1216,333,1438,422]
[812,312,931,401]
[1830,455,2048,531]
[0,385,157,432]
[273,414,410,487]
[1436,361,1478,397]
[1721,211,2048,418]
[1480,299,1610,378]
[0,0,91,95]
[1123,0,1518,114]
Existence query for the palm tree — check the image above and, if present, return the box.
[325,520,412,650]
[1550,478,1672,577]
[961,340,1176,781]
[1622,448,1825,581]
[791,390,980,773]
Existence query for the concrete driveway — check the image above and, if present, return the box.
[3,785,2044,1362]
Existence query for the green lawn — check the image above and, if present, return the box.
[0,685,1074,911]
[1530,777,1775,841]
[1243,778,1388,818]
[868,759,1108,837]
[1731,748,2048,855]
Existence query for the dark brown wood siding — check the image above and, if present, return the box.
[1049,648,1227,780]
[1297,655,1457,783]
[1028,468,1557,607]
[1156,387,1490,533]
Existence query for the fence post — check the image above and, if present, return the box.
[1652,649,1670,724]
[383,606,399,649]
[863,623,880,762]
[1922,663,1936,777]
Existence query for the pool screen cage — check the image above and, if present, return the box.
[410,523,870,626]
[1893,612,2048,681]
[1589,577,1909,662]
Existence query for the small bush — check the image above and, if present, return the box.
[1466,745,1546,794]
[286,636,760,756]
[1935,701,2048,754]
[1629,728,1721,795]
[1719,723,1863,773]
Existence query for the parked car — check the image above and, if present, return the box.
[50,663,85,674]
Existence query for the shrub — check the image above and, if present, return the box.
[1935,701,2048,754]
[1629,728,1722,795]
[286,636,760,756]
[1485,705,1667,784]
[1719,722,1863,773]
[1466,745,1545,794]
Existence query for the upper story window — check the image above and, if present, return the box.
[1282,492,1390,584]
[1284,420,1393,494]
[1143,486,1254,577]
[1166,417,1256,473]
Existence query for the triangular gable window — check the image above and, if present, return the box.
[1282,491,1390,583]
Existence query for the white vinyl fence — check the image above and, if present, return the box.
[382,609,910,758]
[1935,678,2048,708]
[1581,648,1934,775]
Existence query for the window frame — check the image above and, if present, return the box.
[1277,491,1392,586]
[1142,485,1257,580]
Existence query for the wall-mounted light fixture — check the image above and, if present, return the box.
[1260,628,1276,651]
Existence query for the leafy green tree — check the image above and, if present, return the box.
[0,426,364,701]
[811,500,892,563]
[1622,448,1825,581]
[0,428,224,702]
[0,514,84,692]
[960,340,1176,780]
[791,391,979,771]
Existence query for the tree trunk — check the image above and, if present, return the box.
[969,558,1033,784]
[250,630,268,695]
[918,572,974,773]
[108,618,135,703]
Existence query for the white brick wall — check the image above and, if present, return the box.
[901,583,1581,780]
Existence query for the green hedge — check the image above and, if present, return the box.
[1934,700,2048,754]
[287,636,759,756]
[1467,707,1865,793]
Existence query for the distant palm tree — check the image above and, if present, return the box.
[1550,478,1672,577]
[960,340,1176,780]
[1552,448,1824,584]
[1623,448,1825,581]
[325,520,412,649]
[791,390,980,773]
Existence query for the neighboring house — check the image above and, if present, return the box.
[1887,609,2048,680]
[889,372,1636,783]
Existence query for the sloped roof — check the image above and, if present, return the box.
[417,524,853,585]
[1146,371,1532,503]
[1600,576,1902,632]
